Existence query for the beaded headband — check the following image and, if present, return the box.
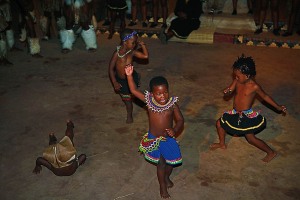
[122,31,137,42]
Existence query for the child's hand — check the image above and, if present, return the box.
[224,87,232,95]
[125,64,133,76]
[138,41,146,48]
[165,128,175,138]
[280,105,287,116]
[113,81,121,91]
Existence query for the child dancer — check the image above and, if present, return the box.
[210,54,287,163]
[125,65,184,198]
[108,29,148,123]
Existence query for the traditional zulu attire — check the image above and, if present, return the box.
[40,0,64,40]
[0,0,14,63]
[169,0,203,39]
[43,136,77,168]
[220,108,266,136]
[139,91,183,166]
[11,0,41,56]
[60,0,97,52]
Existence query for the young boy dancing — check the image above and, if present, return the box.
[125,65,184,199]
[109,29,148,123]
[33,121,86,176]
[210,54,287,163]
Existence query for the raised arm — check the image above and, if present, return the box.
[124,65,145,101]
[133,41,148,60]
[256,84,287,113]
[224,79,237,94]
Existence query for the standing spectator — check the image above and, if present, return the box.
[254,0,280,36]
[151,0,168,28]
[60,0,97,53]
[282,0,300,36]
[232,0,253,15]
[0,0,14,65]
[40,0,63,41]
[107,0,127,39]
[128,0,148,27]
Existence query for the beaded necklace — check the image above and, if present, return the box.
[117,46,132,58]
[144,90,178,113]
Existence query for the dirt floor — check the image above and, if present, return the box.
[0,32,300,200]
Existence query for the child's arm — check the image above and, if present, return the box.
[256,84,287,113]
[133,41,148,60]
[224,79,237,94]
[165,103,184,138]
[124,65,145,101]
[108,52,121,91]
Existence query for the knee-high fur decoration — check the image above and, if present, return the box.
[19,28,27,42]
[65,0,84,7]
[28,37,41,55]
[59,29,75,50]
[0,39,7,59]
[5,29,14,49]
[39,15,48,34]
[29,11,37,23]
[56,17,66,31]
[81,26,97,50]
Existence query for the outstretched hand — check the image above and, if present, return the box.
[125,64,133,76]
[223,87,232,95]
[280,105,287,116]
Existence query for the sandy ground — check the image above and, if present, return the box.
[0,33,300,200]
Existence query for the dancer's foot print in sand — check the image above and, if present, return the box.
[210,143,226,150]
[262,151,277,163]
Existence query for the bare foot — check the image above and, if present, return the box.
[67,120,74,128]
[210,143,226,150]
[126,116,133,124]
[262,151,277,163]
[160,186,171,199]
[88,48,97,53]
[166,178,174,189]
[62,48,70,54]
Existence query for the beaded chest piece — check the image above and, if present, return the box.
[144,90,178,113]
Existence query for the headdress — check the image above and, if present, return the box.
[122,31,137,42]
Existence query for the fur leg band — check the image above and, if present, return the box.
[0,39,7,59]
[59,29,75,50]
[56,17,66,31]
[81,26,97,50]
[28,38,41,55]
[5,29,14,49]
